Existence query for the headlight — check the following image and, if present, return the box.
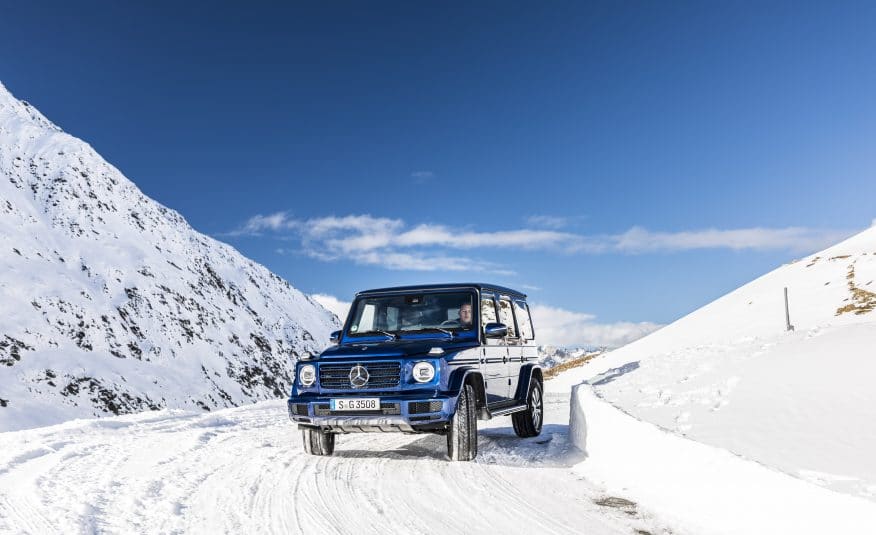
[299,364,316,387]
[412,361,435,383]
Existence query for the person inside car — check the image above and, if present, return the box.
[458,302,473,328]
[439,301,473,329]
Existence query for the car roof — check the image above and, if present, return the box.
[356,283,527,299]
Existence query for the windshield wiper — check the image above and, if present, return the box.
[410,327,455,338]
[359,330,398,340]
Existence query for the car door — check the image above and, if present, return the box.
[497,296,522,400]
[480,292,510,404]
[514,299,537,397]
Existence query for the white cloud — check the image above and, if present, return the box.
[228,212,853,273]
[254,214,516,274]
[526,215,570,229]
[394,224,576,250]
[609,226,848,254]
[224,211,297,236]
[528,304,663,348]
[411,171,435,183]
[311,294,351,321]
[337,250,512,274]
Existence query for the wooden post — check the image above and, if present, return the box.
[784,287,794,332]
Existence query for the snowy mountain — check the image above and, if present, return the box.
[556,225,876,501]
[0,81,339,431]
[538,345,603,369]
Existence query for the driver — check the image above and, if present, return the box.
[458,303,473,328]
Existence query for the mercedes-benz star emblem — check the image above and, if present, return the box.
[349,365,369,388]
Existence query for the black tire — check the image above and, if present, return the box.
[447,383,478,461]
[302,427,335,456]
[512,377,544,438]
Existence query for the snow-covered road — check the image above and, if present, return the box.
[0,392,665,534]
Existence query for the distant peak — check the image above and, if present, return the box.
[0,79,63,133]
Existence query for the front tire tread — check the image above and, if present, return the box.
[447,383,478,461]
[302,427,335,456]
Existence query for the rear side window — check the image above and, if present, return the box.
[514,300,534,340]
[481,295,498,324]
[498,298,518,338]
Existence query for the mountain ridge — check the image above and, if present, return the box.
[0,81,339,431]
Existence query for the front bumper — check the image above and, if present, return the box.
[287,394,456,434]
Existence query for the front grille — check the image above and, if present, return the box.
[293,403,309,416]
[408,401,443,414]
[319,361,401,390]
[313,402,401,416]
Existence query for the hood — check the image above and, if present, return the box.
[319,337,480,360]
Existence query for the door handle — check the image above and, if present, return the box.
[503,356,507,364]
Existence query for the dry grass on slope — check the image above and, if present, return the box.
[543,351,603,380]
[836,261,876,316]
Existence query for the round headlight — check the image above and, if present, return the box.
[299,364,316,387]
[412,361,435,383]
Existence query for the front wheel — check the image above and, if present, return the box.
[447,383,478,461]
[302,427,335,456]
[512,378,543,438]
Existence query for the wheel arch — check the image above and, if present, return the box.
[449,367,487,413]
[514,364,543,402]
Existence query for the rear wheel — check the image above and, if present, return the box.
[447,383,478,461]
[302,427,335,456]
[512,378,543,438]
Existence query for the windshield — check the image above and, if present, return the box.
[347,291,475,337]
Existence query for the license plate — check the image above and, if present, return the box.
[330,398,380,411]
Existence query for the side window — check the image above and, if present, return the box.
[514,300,534,340]
[498,298,517,338]
[480,295,498,325]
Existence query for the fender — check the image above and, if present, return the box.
[513,364,543,402]
[448,366,488,419]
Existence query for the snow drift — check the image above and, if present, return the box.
[558,225,876,502]
[569,387,876,535]
[0,81,339,431]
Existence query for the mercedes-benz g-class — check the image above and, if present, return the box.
[287,283,543,461]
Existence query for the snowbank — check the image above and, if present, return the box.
[570,386,876,535]
[557,225,876,500]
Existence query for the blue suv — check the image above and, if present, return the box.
[288,283,544,461]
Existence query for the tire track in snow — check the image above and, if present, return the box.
[0,399,665,534]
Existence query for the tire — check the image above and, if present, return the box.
[512,377,543,438]
[447,383,478,461]
[301,427,335,456]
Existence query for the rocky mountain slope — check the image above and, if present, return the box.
[0,81,339,431]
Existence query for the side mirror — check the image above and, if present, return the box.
[330,330,341,344]
[483,322,508,339]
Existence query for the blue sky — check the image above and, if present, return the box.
[2,2,875,346]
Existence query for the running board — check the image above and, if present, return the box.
[489,404,528,417]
